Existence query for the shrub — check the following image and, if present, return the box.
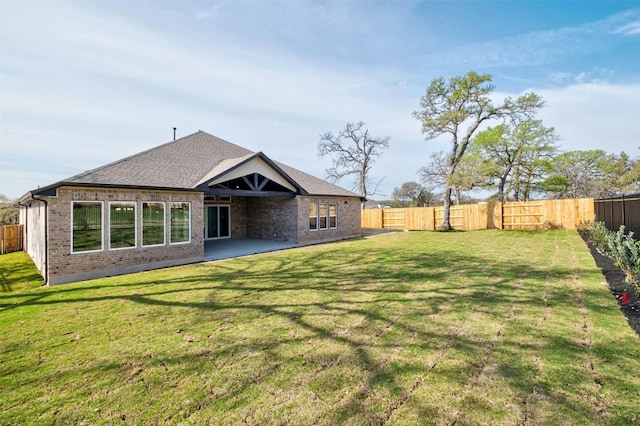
[579,221,611,257]
[581,221,640,293]
[605,225,640,292]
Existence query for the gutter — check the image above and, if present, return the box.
[16,191,48,286]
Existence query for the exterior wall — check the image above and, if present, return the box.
[246,197,298,242]
[296,196,362,245]
[230,197,248,239]
[19,200,47,278]
[44,187,204,285]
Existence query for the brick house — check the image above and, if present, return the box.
[19,131,363,285]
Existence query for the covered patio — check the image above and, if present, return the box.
[203,239,297,261]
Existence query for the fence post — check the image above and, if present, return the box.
[608,197,612,230]
[433,207,437,230]
[621,193,626,230]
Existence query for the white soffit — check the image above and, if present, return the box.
[209,157,297,191]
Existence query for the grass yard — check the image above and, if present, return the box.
[0,251,44,292]
[1,230,639,425]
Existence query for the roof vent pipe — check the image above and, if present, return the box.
[173,127,177,141]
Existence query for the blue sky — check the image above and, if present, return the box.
[1,0,639,200]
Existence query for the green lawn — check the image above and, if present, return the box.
[1,230,639,425]
[0,251,43,292]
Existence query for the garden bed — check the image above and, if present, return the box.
[584,236,640,337]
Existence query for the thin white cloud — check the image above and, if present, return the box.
[548,68,615,85]
[612,20,640,35]
[423,9,640,69]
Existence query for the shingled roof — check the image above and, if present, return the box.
[29,131,360,198]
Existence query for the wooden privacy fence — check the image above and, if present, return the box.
[0,224,23,254]
[594,193,640,238]
[361,198,595,231]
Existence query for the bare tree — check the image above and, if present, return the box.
[418,151,448,194]
[318,122,390,204]
[418,151,486,205]
[413,71,544,230]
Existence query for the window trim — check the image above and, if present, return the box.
[319,203,328,230]
[71,201,104,254]
[329,203,338,229]
[142,201,166,247]
[108,201,137,251]
[170,201,191,245]
[309,202,318,231]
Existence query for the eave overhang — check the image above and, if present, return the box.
[20,182,204,203]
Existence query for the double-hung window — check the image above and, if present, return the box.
[329,203,337,228]
[142,202,165,246]
[319,203,328,230]
[72,201,103,253]
[309,203,318,231]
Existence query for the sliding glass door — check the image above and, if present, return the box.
[205,205,230,239]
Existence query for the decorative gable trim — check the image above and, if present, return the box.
[196,152,307,195]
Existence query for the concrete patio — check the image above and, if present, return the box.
[204,239,297,261]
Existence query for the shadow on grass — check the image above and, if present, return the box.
[1,234,634,423]
[0,252,43,293]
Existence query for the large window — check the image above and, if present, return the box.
[109,202,136,250]
[310,202,338,231]
[329,203,337,228]
[142,202,165,246]
[309,203,318,231]
[319,203,328,229]
[72,201,103,253]
[170,202,190,244]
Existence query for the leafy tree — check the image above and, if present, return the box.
[620,156,640,191]
[472,120,558,201]
[510,135,558,201]
[318,122,390,204]
[413,71,544,230]
[0,194,19,226]
[543,150,615,198]
[391,181,438,206]
[449,154,488,204]
[603,152,637,194]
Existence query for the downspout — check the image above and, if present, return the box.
[17,192,48,286]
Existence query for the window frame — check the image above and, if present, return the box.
[108,201,137,250]
[319,203,328,230]
[329,203,338,229]
[71,201,104,254]
[142,201,166,247]
[170,202,191,245]
[309,202,318,231]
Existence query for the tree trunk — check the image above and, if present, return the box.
[439,186,453,231]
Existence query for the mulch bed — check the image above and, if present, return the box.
[583,236,640,338]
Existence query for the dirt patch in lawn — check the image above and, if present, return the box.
[583,236,640,338]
